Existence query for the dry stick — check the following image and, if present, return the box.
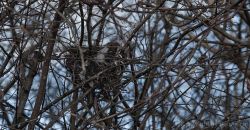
[70,80,78,129]
[86,5,93,50]
[16,60,39,127]
[95,9,107,46]
[79,1,84,47]
[28,0,67,129]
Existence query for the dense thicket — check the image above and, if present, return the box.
[0,0,250,129]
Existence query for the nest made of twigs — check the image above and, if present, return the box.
[65,42,127,100]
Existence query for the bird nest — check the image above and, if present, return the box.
[65,42,127,100]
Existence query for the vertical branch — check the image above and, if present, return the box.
[69,50,80,130]
[96,9,107,46]
[70,81,78,130]
[28,0,67,129]
[79,2,84,47]
[87,6,93,49]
